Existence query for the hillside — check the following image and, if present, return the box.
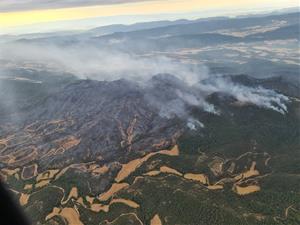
[0,74,299,225]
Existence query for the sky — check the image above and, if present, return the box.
[0,0,298,34]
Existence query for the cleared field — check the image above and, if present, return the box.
[98,183,129,201]
[184,173,208,184]
[150,214,163,225]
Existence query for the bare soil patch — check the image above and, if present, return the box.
[98,183,129,201]
[184,173,207,184]
[150,214,163,225]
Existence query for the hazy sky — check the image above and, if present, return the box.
[0,0,298,34]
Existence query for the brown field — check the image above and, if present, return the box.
[98,183,129,201]
[2,168,20,176]
[46,207,84,225]
[46,207,60,221]
[184,173,207,184]
[115,145,179,183]
[158,145,179,156]
[115,152,156,183]
[90,204,110,213]
[110,198,140,209]
[90,198,139,213]
[35,180,51,188]
[91,165,109,176]
[234,185,261,195]
[24,184,33,190]
[60,207,83,225]
[207,185,224,190]
[150,214,163,225]
[160,166,182,176]
[144,170,161,176]
[19,193,30,206]
[62,187,78,204]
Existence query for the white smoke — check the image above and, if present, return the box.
[187,118,204,130]
[201,76,290,114]
[0,42,205,84]
[0,41,290,127]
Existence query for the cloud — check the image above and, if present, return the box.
[0,0,156,12]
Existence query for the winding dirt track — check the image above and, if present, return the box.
[101,213,143,225]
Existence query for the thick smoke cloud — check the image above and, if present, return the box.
[0,42,290,129]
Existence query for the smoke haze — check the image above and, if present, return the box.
[0,41,290,128]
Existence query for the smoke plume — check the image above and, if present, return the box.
[0,41,290,129]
